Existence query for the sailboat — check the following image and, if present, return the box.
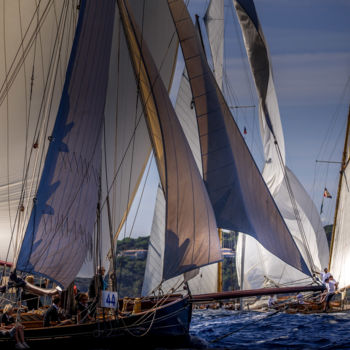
[231,0,329,296]
[0,0,216,346]
[0,0,324,347]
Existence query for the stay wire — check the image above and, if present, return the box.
[3,0,69,268]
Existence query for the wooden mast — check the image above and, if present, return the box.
[217,229,223,292]
[329,105,350,270]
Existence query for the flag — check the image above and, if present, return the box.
[323,188,332,198]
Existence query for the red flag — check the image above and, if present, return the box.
[323,188,332,198]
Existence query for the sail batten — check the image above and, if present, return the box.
[168,0,310,276]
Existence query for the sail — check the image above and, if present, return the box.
[142,185,218,296]
[329,110,350,289]
[143,0,225,295]
[168,0,310,276]
[233,0,329,287]
[233,0,285,193]
[16,0,116,288]
[204,0,224,90]
[96,0,179,274]
[119,0,222,281]
[0,1,78,264]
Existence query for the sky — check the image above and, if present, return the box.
[122,0,350,239]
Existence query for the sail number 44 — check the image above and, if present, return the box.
[101,291,118,309]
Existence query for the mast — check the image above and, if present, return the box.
[217,228,223,292]
[329,105,350,269]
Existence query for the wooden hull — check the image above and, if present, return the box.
[0,296,192,349]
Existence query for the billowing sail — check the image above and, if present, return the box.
[16,0,116,288]
[234,0,329,287]
[168,0,310,275]
[329,110,350,289]
[119,0,222,281]
[96,0,179,275]
[142,0,224,295]
[0,1,78,264]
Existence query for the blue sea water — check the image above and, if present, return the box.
[189,309,350,349]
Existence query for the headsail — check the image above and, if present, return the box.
[96,0,179,276]
[168,0,310,276]
[142,0,223,295]
[119,0,222,282]
[16,0,116,288]
[233,0,329,286]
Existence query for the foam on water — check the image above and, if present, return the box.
[190,309,350,349]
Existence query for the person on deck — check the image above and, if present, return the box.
[321,275,339,312]
[43,296,71,327]
[1,304,29,349]
[76,293,93,324]
[267,295,277,308]
[88,266,106,318]
[21,276,42,311]
[321,267,331,285]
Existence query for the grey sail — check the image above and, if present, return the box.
[167,0,310,276]
[119,0,222,282]
[95,0,179,276]
[16,0,116,288]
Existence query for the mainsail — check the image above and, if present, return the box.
[167,0,310,276]
[233,0,329,288]
[329,108,350,289]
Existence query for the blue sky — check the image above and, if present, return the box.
[124,0,350,238]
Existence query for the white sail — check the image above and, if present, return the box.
[233,0,329,288]
[204,0,224,90]
[329,110,350,289]
[0,1,78,264]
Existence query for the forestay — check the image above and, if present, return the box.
[168,0,310,276]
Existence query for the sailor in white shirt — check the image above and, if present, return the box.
[323,275,339,312]
[321,267,331,285]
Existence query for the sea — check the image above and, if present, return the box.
[187,308,350,349]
